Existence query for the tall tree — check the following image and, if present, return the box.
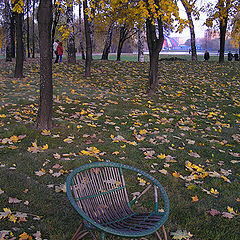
[26,0,30,57]
[83,0,92,77]
[32,0,35,58]
[138,27,144,62]
[117,24,137,61]
[10,11,15,58]
[206,0,239,63]
[102,21,114,60]
[12,0,24,78]
[180,0,199,61]
[51,0,61,58]
[36,0,53,129]
[4,0,12,62]
[79,1,85,59]
[66,0,76,63]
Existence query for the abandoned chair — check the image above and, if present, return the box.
[66,162,169,240]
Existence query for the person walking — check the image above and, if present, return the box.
[228,51,233,61]
[53,39,59,63]
[204,50,210,61]
[234,52,239,61]
[57,42,63,63]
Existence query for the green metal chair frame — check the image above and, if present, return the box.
[66,162,169,240]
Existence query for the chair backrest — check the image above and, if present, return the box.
[66,162,169,234]
[69,165,132,224]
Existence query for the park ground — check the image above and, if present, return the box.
[0,56,239,240]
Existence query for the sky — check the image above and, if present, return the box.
[170,0,217,41]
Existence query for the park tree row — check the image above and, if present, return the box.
[1,0,240,129]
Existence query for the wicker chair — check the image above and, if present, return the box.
[66,162,169,240]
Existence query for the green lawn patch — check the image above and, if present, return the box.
[0,57,239,240]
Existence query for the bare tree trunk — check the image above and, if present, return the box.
[51,3,61,58]
[181,0,197,61]
[79,2,85,60]
[219,0,230,63]
[36,0,53,129]
[27,0,30,58]
[138,27,144,62]
[10,12,15,58]
[102,22,114,60]
[117,25,128,61]
[4,0,12,62]
[32,0,35,58]
[66,4,76,63]
[186,12,197,61]
[14,12,24,78]
[146,17,164,93]
[219,19,227,63]
[83,0,92,77]
[22,13,26,61]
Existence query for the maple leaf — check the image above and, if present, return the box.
[170,230,193,240]
[207,208,221,216]
[191,195,199,202]
[8,197,22,204]
[19,232,32,240]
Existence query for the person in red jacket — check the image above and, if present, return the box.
[57,42,63,63]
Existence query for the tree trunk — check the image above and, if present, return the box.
[32,0,35,58]
[79,2,85,60]
[181,1,197,61]
[51,4,61,58]
[186,12,197,61]
[138,27,144,62]
[36,0,53,129]
[14,12,24,78]
[146,17,164,93]
[10,13,15,58]
[66,4,76,64]
[102,22,114,60]
[83,0,92,77]
[27,0,30,58]
[4,0,12,62]
[219,19,227,63]
[22,13,26,61]
[117,26,128,61]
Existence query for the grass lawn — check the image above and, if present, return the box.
[0,57,239,240]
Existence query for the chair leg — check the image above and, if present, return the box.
[155,225,167,240]
[161,225,167,240]
[155,231,163,240]
[71,223,89,240]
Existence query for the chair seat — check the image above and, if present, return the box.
[101,212,165,236]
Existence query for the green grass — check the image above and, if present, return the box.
[0,56,239,240]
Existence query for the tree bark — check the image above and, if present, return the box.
[51,3,61,58]
[219,0,230,63]
[102,22,114,60]
[117,25,128,61]
[66,4,76,64]
[83,0,92,77]
[186,12,197,61]
[4,0,12,62]
[10,13,15,58]
[14,12,24,78]
[146,17,164,93]
[181,0,197,61]
[219,19,227,63]
[36,0,53,129]
[27,0,30,58]
[138,27,144,62]
[32,0,35,58]
[79,2,85,60]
